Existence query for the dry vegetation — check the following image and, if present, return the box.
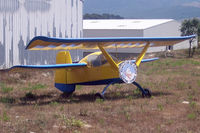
[0,49,200,133]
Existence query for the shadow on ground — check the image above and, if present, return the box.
[0,90,172,106]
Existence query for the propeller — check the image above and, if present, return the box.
[118,60,137,84]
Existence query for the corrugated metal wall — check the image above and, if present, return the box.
[0,0,83,69]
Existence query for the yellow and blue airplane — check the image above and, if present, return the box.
[11,35,195,99]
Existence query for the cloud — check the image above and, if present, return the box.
[183,1,200,8]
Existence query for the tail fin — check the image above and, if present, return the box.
[55,51,72,84]
[56,51,72,64]
[55,51,75,93]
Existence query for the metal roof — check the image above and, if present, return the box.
[83,19,174,30]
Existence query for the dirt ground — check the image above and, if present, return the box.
[0,50,200,133]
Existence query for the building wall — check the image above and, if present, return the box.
[144,20,197,52]
[0,0,83,69]
[83,29,143,37]
[83,29,144,54]
[144,20,180,37]
[83,20,197,57]
[83,29,143,56]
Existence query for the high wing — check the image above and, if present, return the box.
[26,35,195,50]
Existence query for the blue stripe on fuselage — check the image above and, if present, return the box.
[55,78,123,92]
[76,78,124,85]
[55,78,123,87]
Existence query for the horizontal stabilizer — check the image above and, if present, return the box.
[26,35,195,50]
[131,57,159,63]
[141,57,159,63]
[9,63,87,71]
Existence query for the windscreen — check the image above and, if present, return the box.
[87,53,118,67]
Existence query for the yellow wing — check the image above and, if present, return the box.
[26,35,195,50]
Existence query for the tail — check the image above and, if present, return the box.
[55,51,75,93]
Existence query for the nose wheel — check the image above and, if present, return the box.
[94,81,152,100]
[133,82,152,98]
[142,88,152,98]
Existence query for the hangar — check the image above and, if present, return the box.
[0,0,83,69]
[83,19,197,57]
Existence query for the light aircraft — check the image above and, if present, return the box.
[10,35,195,99]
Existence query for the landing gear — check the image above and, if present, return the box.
[61,91,74,98]
[95,81,114,100]
[142,88,152,98]
[95,93,105,100]
[133,82,152,98]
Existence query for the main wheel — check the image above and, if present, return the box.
[61,91,74,98]
[142,88,152,98]
[95,93,105,100]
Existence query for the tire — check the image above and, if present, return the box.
[61,91,74,98]
[95,93,105,100]
[142,88,152,98]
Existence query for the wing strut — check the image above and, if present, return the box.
[135,42,150,67]
[98,44,118,71]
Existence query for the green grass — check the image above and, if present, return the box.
[73,130,81,133]
[99,118,104,125]
[133,88,141,95]
[76,85,82,90]
[168,59,199,67]
[126,95,133,101]
[79,109,88,117]
[49,101,59,106]
[1,87,13,93]
[0,111,10,122]
[62,115,85,128]
[192,72,200,77]
[157,104,164,111]
[0,97,15,104]
[0,83,13,93]
[142,82,156,90]
[95,98,104,104]
[176,81,187,90]
[124,112,131,120]
[187,113,196,120]
[146,58,200,68]
[197,80,200,87]
[115,92,121,97]
[34,113,47,130]
[188,95,194,101]
[190,101,197,109]
[21,84,46,91]
[114,84,122,89]
[60,105,64,111]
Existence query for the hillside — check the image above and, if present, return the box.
[83,0,200,19]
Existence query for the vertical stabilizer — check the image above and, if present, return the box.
[55,51,75,93]
[56,51,72,64]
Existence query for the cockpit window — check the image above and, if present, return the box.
[87,53,118,67]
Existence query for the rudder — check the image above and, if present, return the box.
[55,51,75,93]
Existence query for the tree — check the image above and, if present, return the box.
[180,18,200,57]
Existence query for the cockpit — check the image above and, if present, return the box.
[81,52,119,67]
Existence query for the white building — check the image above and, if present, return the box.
[83,19,197,56]
[0,0,83,69]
